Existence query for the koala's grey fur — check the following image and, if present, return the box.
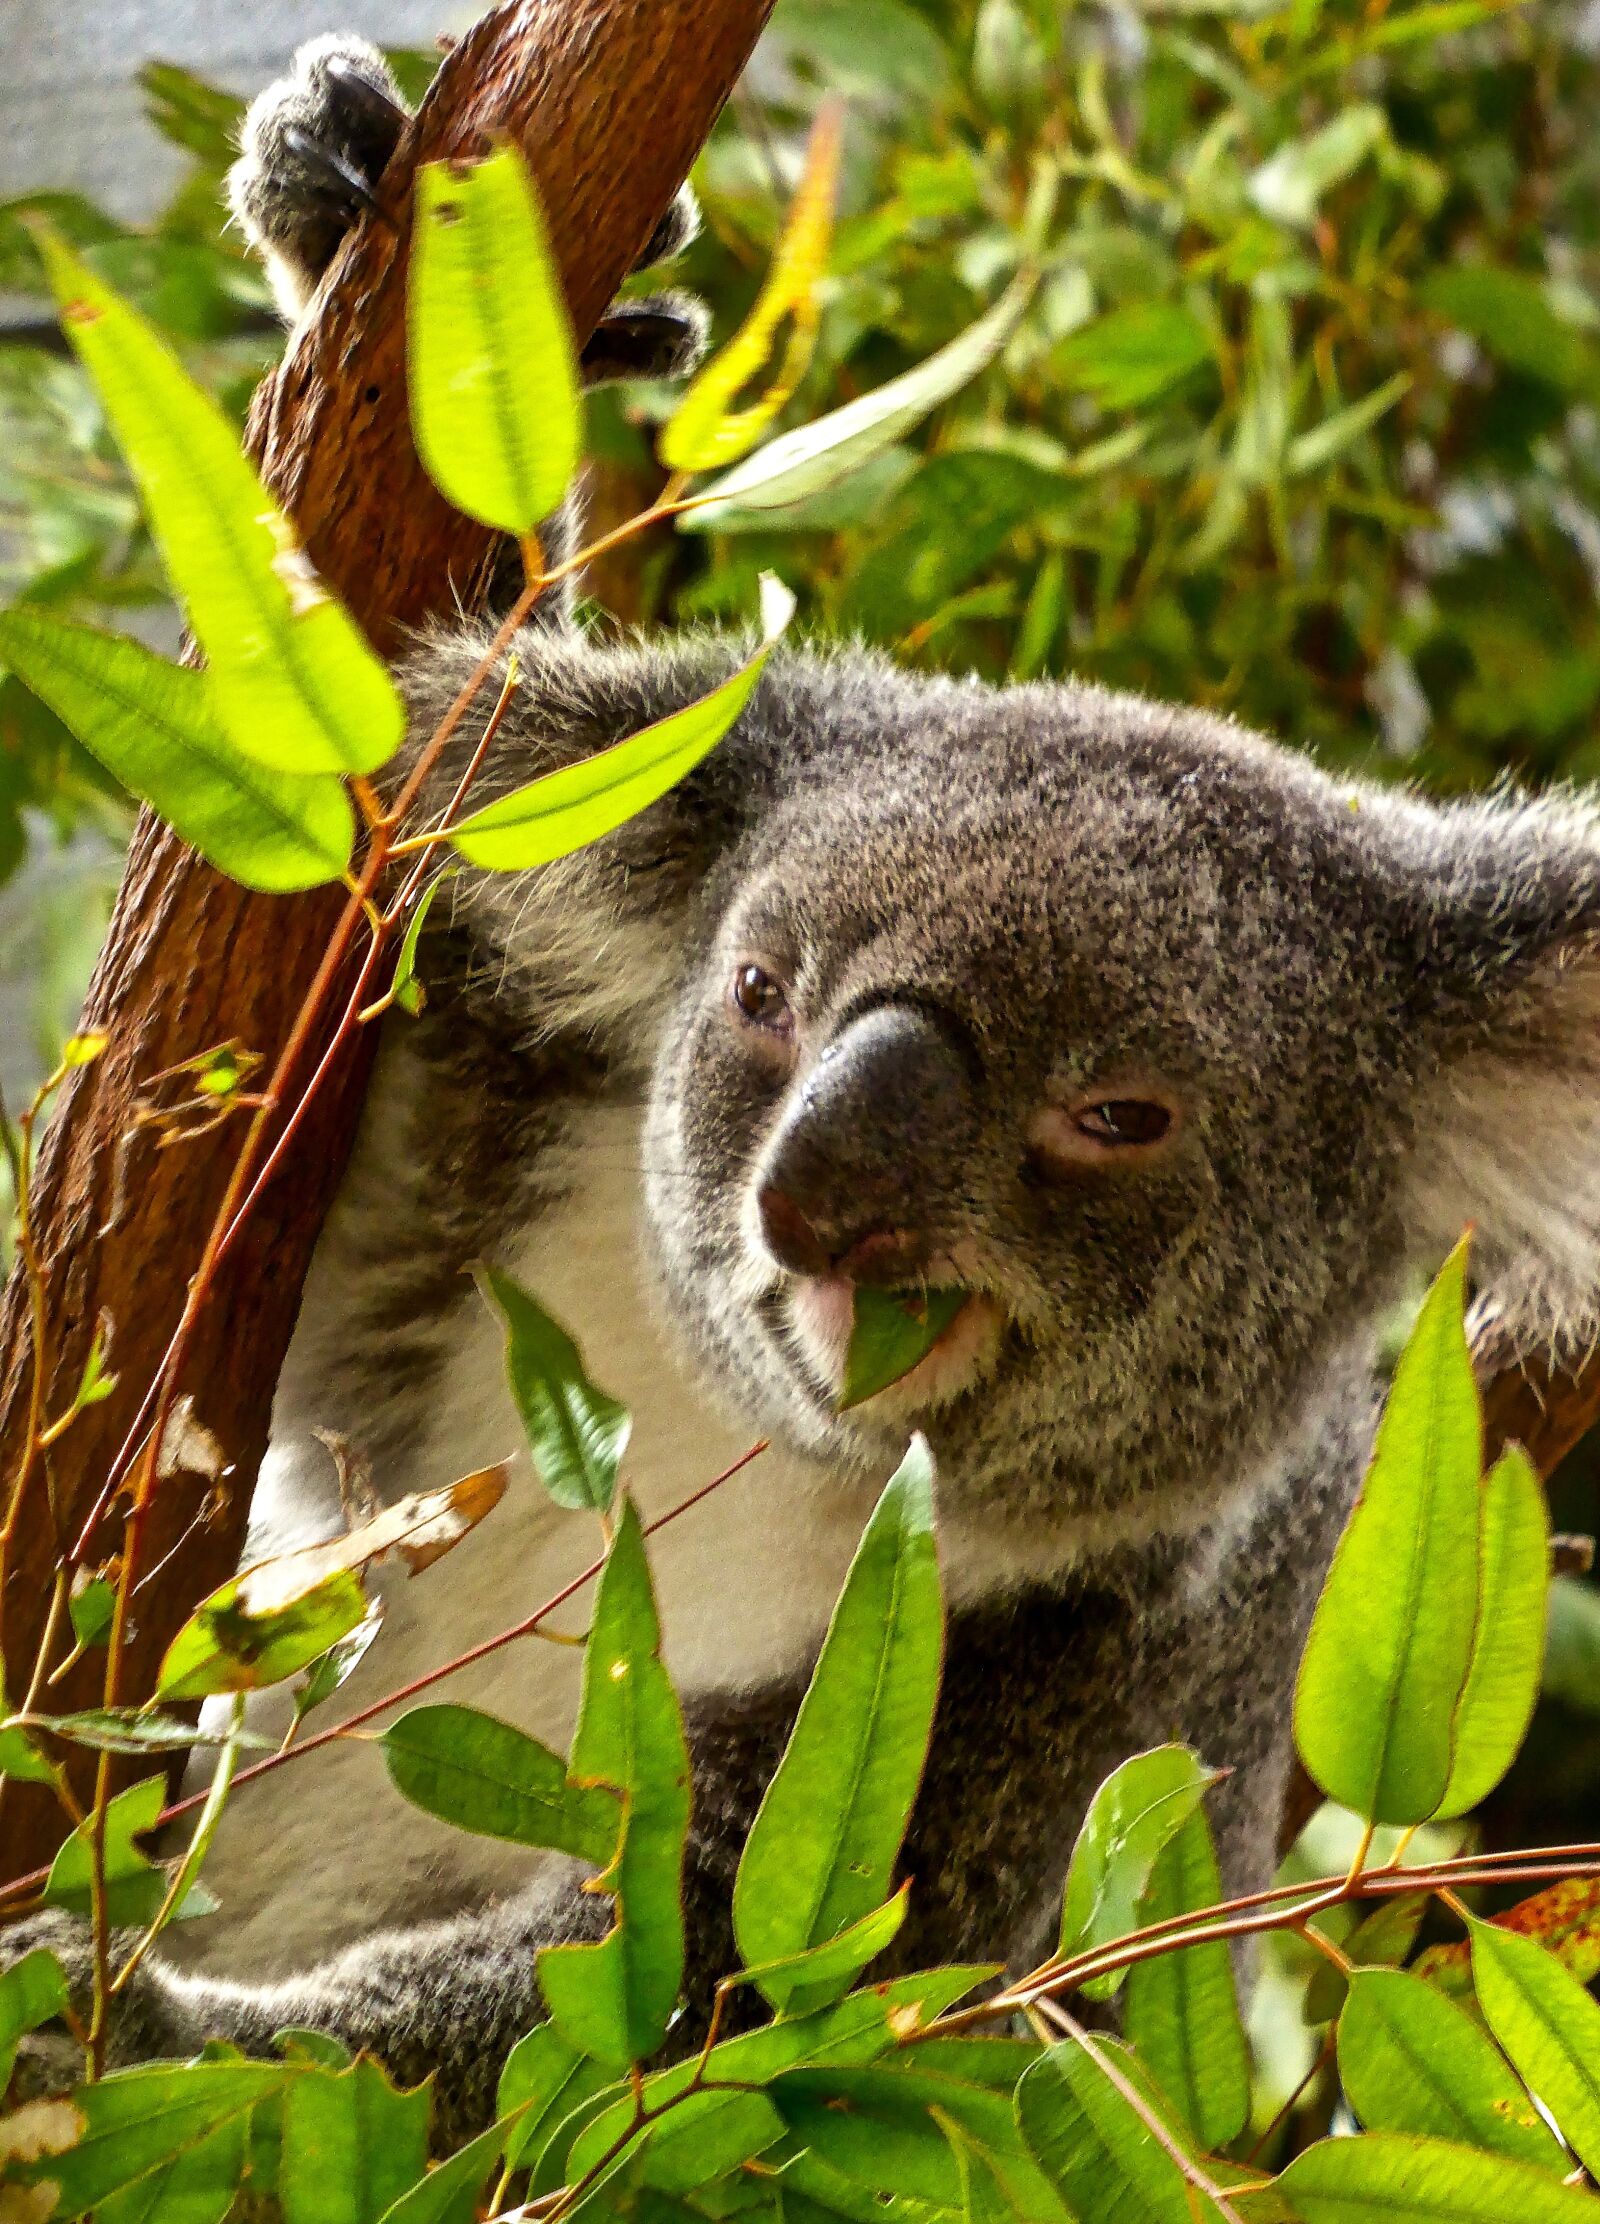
[11,35,1600,2152]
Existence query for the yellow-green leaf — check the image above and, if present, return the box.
[1436,1443,1549,1818]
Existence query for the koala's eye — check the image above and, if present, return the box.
[729,962,793,1034]
[1075,1100,1172,1147]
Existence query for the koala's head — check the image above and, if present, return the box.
[625,644,1600,1538]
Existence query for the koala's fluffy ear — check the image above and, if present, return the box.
[1378,783,1600,1351]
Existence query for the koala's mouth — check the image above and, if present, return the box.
[779,1276,1006,1418]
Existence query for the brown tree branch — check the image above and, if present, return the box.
[0,0,777,1877]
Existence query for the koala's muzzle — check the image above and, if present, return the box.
[756,1002,979,1284]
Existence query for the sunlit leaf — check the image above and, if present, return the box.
[684,278,1033,530]
[1248,105,1389,229]
[371,2120,504,2224]
[1124,1803,1249,2148]
[734,1437,942,2014]
[289,1600,385,1733]
[734,1887,909,2013]
[1287,374,1412,476]
[35,229,403,776]
[662,102,843,474]
[1436,1444,1549,1817]
[1015,2042,1200,2224]
[90,2113,249,2224]
[1294,1239,1483,1825]
[448,576,793,870]
[0,610,354,891]
[538,1497,691,2070]
[473,1267,630,1514]
[840,1286,968,1410]
[1471,1917,1600,2177]
[408,147,581,536]
[382,1702,619,1857]
[1273,2131,1597,2222]
[1058,1744,1219,2000]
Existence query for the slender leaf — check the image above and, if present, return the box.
[840,1287,969,1410]
[1124,1803,1249,2147]
[1058,1744,1219,2000]
[0,611,353,890]
[37,230,402,776]
[1015,2042,1199,2224]
[1273,2132,1599,2222]
[538,1496,691,2069]
[448,576,793,870]
[1294,1240,1483,1824]
[734,1437,943,2014]
[1248,105,1388,228]
[389,871,450,1017]
[685,277,1033,529]
[1471,1917,1600,2177]
[735,1887,909,2013]
[408,147,581,535]
[1436,1444,1549,1817]
[473,1267,630,1513]
[1287,374,1412,476]
[382,1702,619,1858]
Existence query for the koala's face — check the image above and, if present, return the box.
[641,667,1442,1535]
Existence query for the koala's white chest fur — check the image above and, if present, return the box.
[178,1097,879,1976]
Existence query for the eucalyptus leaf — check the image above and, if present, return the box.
[155,1565,370,1702]
[382,1702,619,1859]
[44,1775,171,1925]
[734,1886,910,2013]
[0,610,354,891]
[1015,2041,1202,2224]
[278,2057,431,2224]
[1248,105,1389,228]
[473,1266,630,1513]
[840,1286,969,1410]
[408,147,581,536]
[1273,2131,1599,2223]
[13,2062,287,2218]
[734,1437,943,2013]
[1471,1916,1600,2177]
[1437,1444,1549,1817]
[0,1947,69,2089]
[498,2023,613,2174]
[1123,1803,1249,2147]
[372,2120,505,2224]
[93,2113,249,2224]
[1058,1744,1219,2000]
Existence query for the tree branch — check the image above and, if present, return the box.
[0,0,777,1877]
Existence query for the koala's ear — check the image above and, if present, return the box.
[1379,784,1600,1349]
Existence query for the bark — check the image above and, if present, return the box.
[0,0,776,1878]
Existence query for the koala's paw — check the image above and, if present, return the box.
[1,1911,186,2094]
[227,34,408,318]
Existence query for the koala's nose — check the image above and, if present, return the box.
[756,1002,978,1280]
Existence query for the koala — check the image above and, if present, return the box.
[9,34,1600,2152]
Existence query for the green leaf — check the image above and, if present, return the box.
[1304,1892,1428,2024]
[1544,1577,1600,1717]
[685,278,1033,530]
[1471,1917,1600,2177]
[290,1601,385,1732]
[472,1267,631,1513]
[1123,1804,1249,2148]
[734,1887,910,2014]
[15,2062,287,2218]
[382,1702,620,1858]
[407,147,581,536]
[389,871,450,1017]
[0,1711,59,1787]
[1058,1745,1218,2000]
[279,2058,431,2224]
[94,2114,249,2224]
[37,229,403,776]
[1248,105,1389,228]
[770,2061,1054,2213]
[67,1576,117,1651]
[1436,1444,1549,1817]
[1294,1239,1483,1825]
[1420,266,1600,400]
[30,1707,272,1757]
[44,1775,170,1925]
[839,1287,969,1411]
[1015,2042,1199,2224]
[1049,302,1213,409]
[538,1497,691,2069]
[0,611,353,890]
[0,1947,69,2088]
[1273,2132,1600,2223]
[372,2121,504,2224]
[1337,1968,1564,2170]
[1287,373,1412,476]
[498,2023,613,2174]
[1415,1877,1600,2000]
[447,576,793,870]
[156,1566,370,1702]
[734,1438,943,2014]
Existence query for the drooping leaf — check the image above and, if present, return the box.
[1337,1968,1565,2170]
[1272,2131,1599,2223]
[734,1437,943,2014]
[13,2062,287,2218]
[1436,1444,1549,1817]
[33,1706,273,1756]
[0,1949,69,2089]
[388,871,450,1017]
[36,230,403,776]
[289,1601,385,1733]
[1294,1240,1484,1825]
[0,611,354,891]
[684,278,1033,530]
[662,102,843,475]
[538,1496,691,2069]
[447,576,793,870]
[156,1463,509,1700]
[408,147,581,536]
[1058,1744,1219,2000]
[278,2057,431,2224]
[839,1287,969,1411]
[472,1267,630,1514]
[1471,1917,1600,2177]
[382,1702,619,1858]
[1123,1803,1249,2148]
[1015,2042,1200,2224]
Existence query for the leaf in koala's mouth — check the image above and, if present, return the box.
[839,1286,969,1411]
